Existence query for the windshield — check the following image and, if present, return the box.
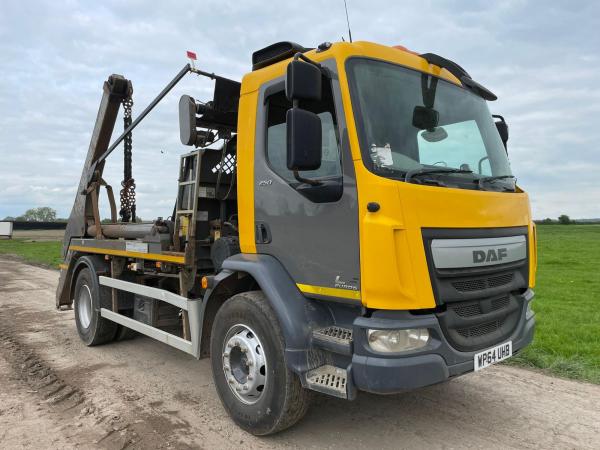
[347,58,514,191]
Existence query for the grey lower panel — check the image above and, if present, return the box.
[101,308,195,355]
[350,289,535,394]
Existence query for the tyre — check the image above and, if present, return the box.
[114,324,138,341]
[73,267,118,346]
[210,291,312,435]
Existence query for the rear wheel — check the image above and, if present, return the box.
[210,291,312,435]
[73,267,118,346]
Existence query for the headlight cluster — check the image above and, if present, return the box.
[367,328,429,353]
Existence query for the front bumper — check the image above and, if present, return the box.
[350,289,535,395]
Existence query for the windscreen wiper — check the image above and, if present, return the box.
[404,167,473,183]
[477,175,516,190]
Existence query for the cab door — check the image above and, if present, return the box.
[253,61,361,302]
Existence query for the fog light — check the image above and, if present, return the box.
[367,328,429,353]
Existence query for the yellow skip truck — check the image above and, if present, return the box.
[56,40,536,435]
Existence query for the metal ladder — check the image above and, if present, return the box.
[174,150,202,253]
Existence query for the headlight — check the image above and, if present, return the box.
[367,328,429,353]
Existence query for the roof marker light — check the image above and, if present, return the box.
[393,45,419,56]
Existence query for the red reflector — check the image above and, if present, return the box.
[186,51,197,60]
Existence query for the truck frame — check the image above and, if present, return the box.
[57,40,536,435]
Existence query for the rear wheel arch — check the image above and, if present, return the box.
[69,254,108,304]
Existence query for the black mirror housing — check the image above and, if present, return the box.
[286,108,322,171]
[493,114,509,149]
[412,106,439,131]
[179,95,215,147]
[179,95,197,146]
[286,60,322,101]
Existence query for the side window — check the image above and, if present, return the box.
[266,84,342,184]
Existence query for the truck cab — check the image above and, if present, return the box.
[57,40,535,435]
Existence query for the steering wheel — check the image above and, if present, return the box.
[432,161,448,167]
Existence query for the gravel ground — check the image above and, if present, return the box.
[1,257,599,449]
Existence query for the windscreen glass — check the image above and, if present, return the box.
[347,58,514,191]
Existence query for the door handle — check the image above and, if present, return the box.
[255,222,272,244]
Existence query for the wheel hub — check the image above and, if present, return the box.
[78,284,93,329]
[222,324,267,404]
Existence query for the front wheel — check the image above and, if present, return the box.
[210,291,312,435]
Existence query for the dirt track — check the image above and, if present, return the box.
[1,257,599,449]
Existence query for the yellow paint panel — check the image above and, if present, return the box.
[529,222,537,287]
[351,164,533,310]
[69,245,185,264]
[236,90,258,254]
[297,283,361,301]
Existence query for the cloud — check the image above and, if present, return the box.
[1,0,599,220]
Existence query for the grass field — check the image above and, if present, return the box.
[0,225,599,383]
[509,225,600,384]
[0,238,62,268]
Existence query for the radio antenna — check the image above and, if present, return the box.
[343,0,353,43]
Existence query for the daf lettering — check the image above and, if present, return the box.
[473,248,508,264]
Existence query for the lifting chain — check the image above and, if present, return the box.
[119,95,136,222]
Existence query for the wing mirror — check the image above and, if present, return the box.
[179,95,214,147]
[286,108,322,171]
[285,59,323,177]
[285,60,322,101]
[493,114,509,151]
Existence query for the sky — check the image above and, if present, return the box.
[1,0,599,220]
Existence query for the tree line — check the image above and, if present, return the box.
[535,215,600,225]
[3,207,143,223]
[3,207,63,222]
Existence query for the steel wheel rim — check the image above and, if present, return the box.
[222,324,267,405]
[78,284,93,329]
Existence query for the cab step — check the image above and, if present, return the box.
[312,326,353,355]
[305,365,348,399]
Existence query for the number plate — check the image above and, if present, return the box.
[474,341,512,371]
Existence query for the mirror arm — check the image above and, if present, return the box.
[293,52,331,77]
[293,170,321,186]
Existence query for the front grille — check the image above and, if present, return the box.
[457,317,507,338]
[452,273,514,293]
[449,295,510,317]
[452,279,486,292]
[489,273,515,288]
[451,302,482,317]
[437,295,522,352]
[492,296,509,310]
[421,227,529,305]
